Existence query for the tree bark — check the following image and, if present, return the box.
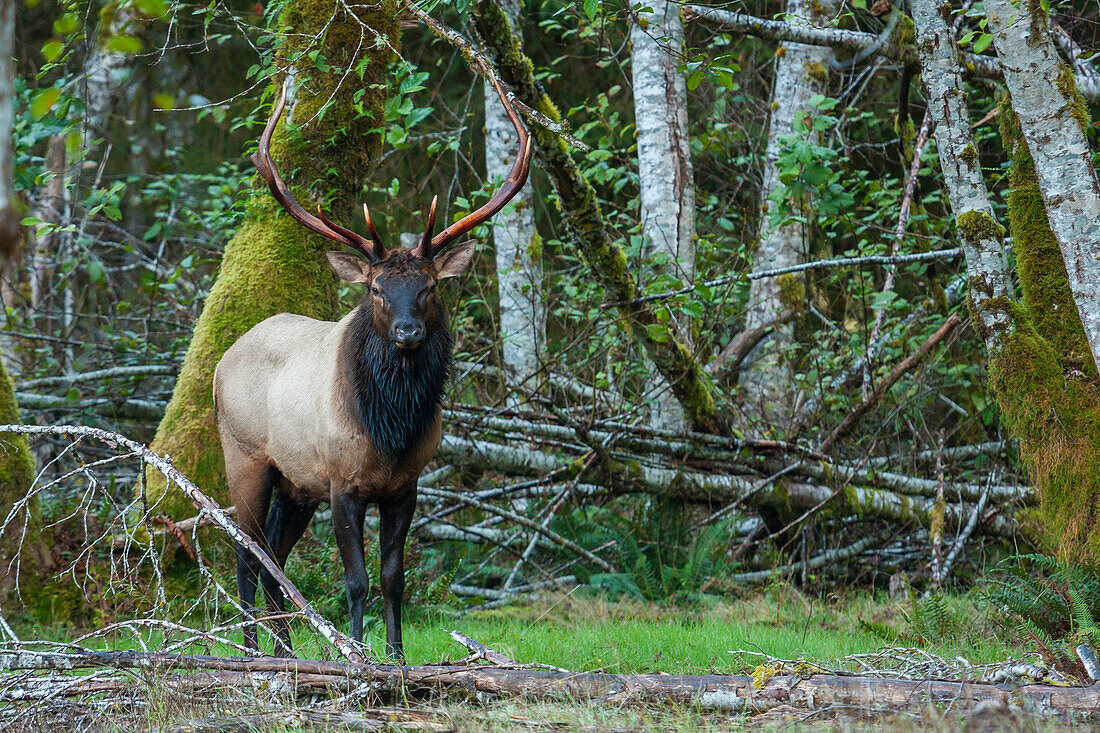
[632,1,696,432]
[146,1,400,518]
[739,0,836,429]
[485,0,544,400]
[911,0,1016,356]
[471,0,720,432]
[986,0,1100,372]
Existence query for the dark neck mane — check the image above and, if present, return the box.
[340,302,453,461]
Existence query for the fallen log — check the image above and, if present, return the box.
[1,650,1098,718]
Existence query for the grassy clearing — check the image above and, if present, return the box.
[368,586,1028,673]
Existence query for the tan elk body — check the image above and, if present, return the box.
[214,77,531,660]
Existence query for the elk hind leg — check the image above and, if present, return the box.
[259,483,317,656]
[226,449,277,652]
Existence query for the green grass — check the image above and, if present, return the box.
[375,587,1026,673]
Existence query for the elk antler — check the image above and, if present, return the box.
[411,73,533,260]
[252,81,386,262]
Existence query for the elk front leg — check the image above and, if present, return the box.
[331,488,369,644]
[379,487,417,662]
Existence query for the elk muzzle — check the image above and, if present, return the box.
[390,318,425,348]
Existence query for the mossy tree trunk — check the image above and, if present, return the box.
[471,0,720,433]
[915,0,1100,558]
[146,0,399,519]
[986,0,1100,371]
[0,354,50,602]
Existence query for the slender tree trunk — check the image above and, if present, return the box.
[632,1,695,432]
[739,0,835,429]
[82,7,133,142]
[911,0,1015,352]
[485,0,543,400]
[146,1,399,519]
[985,0,1100,372]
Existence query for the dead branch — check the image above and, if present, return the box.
[819,314,962,452]
[0,424,366,663]
[708,310,796,377]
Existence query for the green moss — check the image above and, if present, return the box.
[803,61,827,85]
[527,231,543,261]
[0,352,51,604]
[989,315,1100,559]
[959,144,979,165]
[956,210,1005,247]
[146,0,399,518]
[776,273,805,311]
[999,104,1095,376]
[1055,64,1092,134]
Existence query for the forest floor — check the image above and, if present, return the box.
[13,586,1080,731]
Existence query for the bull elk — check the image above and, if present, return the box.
[214,76,532,659]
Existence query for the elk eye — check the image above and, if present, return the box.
[371,286,380,296]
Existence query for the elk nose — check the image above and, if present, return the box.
[391,321,425,348]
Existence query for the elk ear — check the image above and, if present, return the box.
[326,252,371,283]
[433,241,476,280]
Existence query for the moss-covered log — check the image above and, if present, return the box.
[146,0,399,519]
[469,0,720,432]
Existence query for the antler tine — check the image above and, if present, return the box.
[360,204,387,260]
[317,205,383,261]
[252,80,381,261]
[428,74,533,253]
[412,195,438,259]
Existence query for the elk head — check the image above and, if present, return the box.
[251,74,533,350]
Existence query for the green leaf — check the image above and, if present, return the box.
[583,0,599,21]
[42,40,64,61]
[645,323,669,343]
[30,88,61,118]
[973,33,993,54]
[134,0,169,16]
[103,34,143,54]
[53,13,79,35]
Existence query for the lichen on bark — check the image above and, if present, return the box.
[146,0,398,519]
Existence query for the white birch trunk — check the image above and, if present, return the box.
[632,1,695,432]
[912,0,1016,352]
[985,0,1100,367]
[83,9,134,141]
[485,0,544,398]
[740,0,836,425]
